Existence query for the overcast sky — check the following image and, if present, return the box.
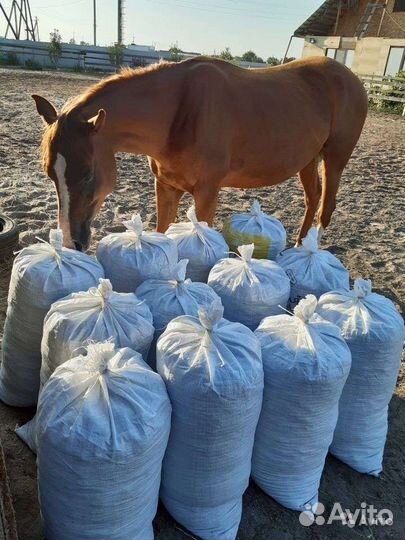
[0,0,322,60]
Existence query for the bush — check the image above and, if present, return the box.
[108,43,126,69]
[48,29,62,69]
[0,52,20,66]
[25,59,43,71]
[370,70,405,115]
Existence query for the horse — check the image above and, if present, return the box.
[33,55,368,251]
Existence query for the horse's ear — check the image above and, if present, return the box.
[32,94,58,125]
[88,109,106,133]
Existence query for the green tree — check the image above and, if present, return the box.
[266,56,280,66]
[108,43,126,69]
[169,43,183,62]
[242,50,264,63]
[48,29,62,69]
[69,37,76,45]
[219,47,233,61]
[283,56,296,64]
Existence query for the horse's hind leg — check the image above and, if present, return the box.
[297,157,322,244]
[317,143,354,235]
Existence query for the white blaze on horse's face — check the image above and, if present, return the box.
[53,152,73,247]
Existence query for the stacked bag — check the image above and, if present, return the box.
[317,279,405,475]
[223,200,286,260]
[136,259,220,368]
[16,278,155,451]
[36,342,171,540]
[0,229,104,406]
[208,244,290,330]
[277,226,350,308]
[96,214,177,291]
[157,299,263,539]
[165,206,229,282]
[252,295,352,509]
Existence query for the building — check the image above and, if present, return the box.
[294,0,405,77]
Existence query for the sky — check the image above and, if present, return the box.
[1,0,323,60]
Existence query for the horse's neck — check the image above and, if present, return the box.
[81,70,179,156]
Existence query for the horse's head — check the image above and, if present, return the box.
[33,95,116,251]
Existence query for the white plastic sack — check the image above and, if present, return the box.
[136,259,220,368]
[252,295,351,510]
[0,230,104,407]
[276,227,350,308]
[157,299,263,540]
[317,279,405,475]
[16,278,154,453]
[41,278,154,385]
[96,214,178,292]
[208,244,290,330]
[36,342,171,540]
[165,206,229,282]
[223,200,287,260]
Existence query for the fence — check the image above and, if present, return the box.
[359,73,405,115]
[0,37,170,71]
[0,37,269,72]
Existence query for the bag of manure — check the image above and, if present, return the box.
[16,278,154,452]
[136,259,220,369]
[223,200,286,260]
[207,244,290,330]
[36,342,171,540]
[276,226,350,309]
[0,229,104,407]
[165,205,228,282]
[157,299,263,540]
[96,214,178,292]
[252,295,351,510]
[317,279,405,476]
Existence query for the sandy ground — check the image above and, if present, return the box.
[0,68,404,540]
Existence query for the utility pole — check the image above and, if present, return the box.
[93,0,96,45]
[117,0,123,44]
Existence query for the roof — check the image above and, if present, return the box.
[294,0,341,37]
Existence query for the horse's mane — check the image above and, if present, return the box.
[61,60,175,115]
[39,60,176,171]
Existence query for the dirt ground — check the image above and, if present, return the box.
[0,68,404,540]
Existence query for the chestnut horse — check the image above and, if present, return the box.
[33,55,367,250]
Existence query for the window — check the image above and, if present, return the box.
[344,49,355,69]
[325,48,336,59]
[393,0,405,12]
[385,46,405,76]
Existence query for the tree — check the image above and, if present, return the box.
[266,56,280,66]
[241,50,264,63]
[169,43,183,62]
[69,37,76,45]
[48,29,62,69]
[283,56,296,64]
[219,47,233,61]
[108,43,126,69]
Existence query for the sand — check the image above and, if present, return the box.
[0,68,404,540]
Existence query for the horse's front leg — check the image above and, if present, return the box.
[155,179,183,232]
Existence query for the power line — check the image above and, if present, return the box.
[144,0,306,21]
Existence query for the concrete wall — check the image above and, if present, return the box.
[302,35,405,76]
